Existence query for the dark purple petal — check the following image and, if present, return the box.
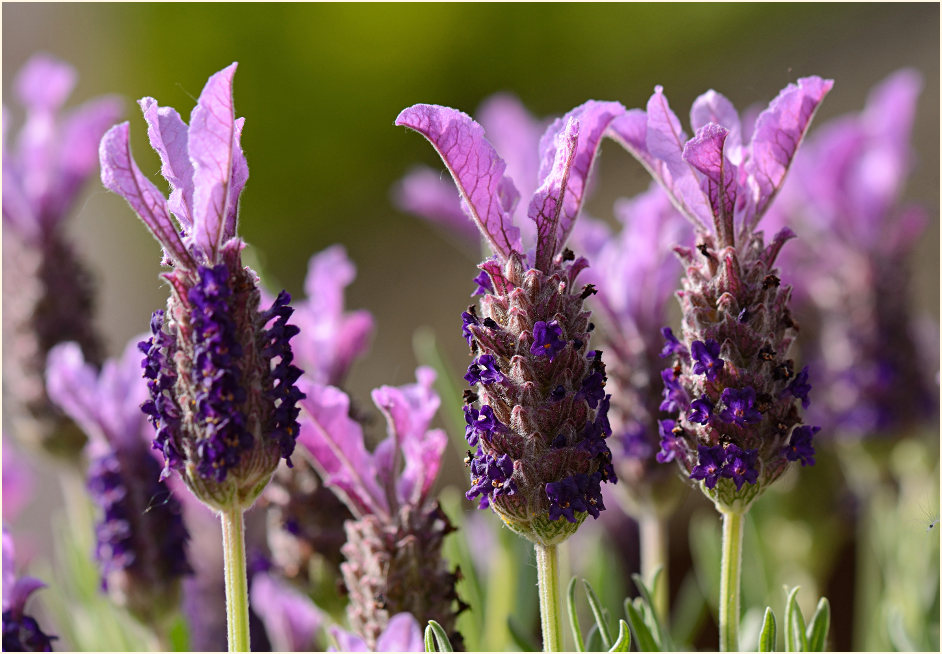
[530,320,566,361]
[784,425,818,466]
[689,445,724,489]
[690,339,724,381]
[719,386,763,426]
[688,395,714,425]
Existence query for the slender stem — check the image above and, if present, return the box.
[221,508,250,652]
[719,508,745,652]
[535,543,562,652]
[640,513,670,627]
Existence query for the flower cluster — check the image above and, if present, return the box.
[296,368,464,649]
[99,63,304,511]
[396,99,625,545]
[609,77,832,509]
[2,54,121,458]
[45,340,192,622]
[765,69,937,437]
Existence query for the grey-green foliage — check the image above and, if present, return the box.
[566,576,631,652]
[424,620,454,652]
[757,587,830,652]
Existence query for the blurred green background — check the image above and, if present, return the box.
[3,3,939,651]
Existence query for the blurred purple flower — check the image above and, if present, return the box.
[329,612,424,652]
[396,98,624,546]
[45,338,191,622]
[765,69,937,436]
[250,571,324,651]
[2,53,121,458]
[99,63,303,511]
[609,78,831,508]
[296,368,463,648]
[1,445,34,524]
[2,528,56,652]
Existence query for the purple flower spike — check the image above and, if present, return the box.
[629,79,829,509]
[100,64,304,512]
[45,339,191,621]
[719,386,763,426]
[2,528,56,652]
[691,339,724,380]
[297,369,463,648]
[531,320,567,360]
[690,445,725,489]
[3,54,120,457]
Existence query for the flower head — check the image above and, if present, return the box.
[2,528,56,652]
[396,99,625,544]
[609,78,831,510]
[297,368,464,649]
[99,63,303,511]
[45,339,191,621]
[2,54,121,458]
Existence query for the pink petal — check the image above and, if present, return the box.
[14,54,75,112]
[683,123,738,243]
[376,613,425,652]
[296,379,388,518]
[690,90,742,161]
[44,342,105,443]
[99,122,195,268]
[250,572,323,651]
[395,103,522,259]
[140,97,194,228]
[328,627,370,652]
[188,63,243,262]
[530,117,578,270]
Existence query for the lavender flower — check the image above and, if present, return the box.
[396,99,625,545]
[2,445,34,524]
[568,183,690,515]
[297,368,464,649]
[329,612,424,653]
[2,54,121,458]
[99,63,304,512]
[765,69,936,436]
[250,571,325,651]
[259,245,373,581]
[609,77,832,509]
[45,339,191,622]
[2,528,56,651]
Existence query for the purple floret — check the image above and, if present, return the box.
[460,310,479,347]
[466,451,516,509]
[691,339,724,380]
[530,320,566,361]
[576,371,606,409]
[660,326,688,358]
[784,425,819,466]
[471,270,494,297]
[655,419,684,463]
[719,386,763,426]
[464,354,506,386]
[546,472,605,523]
[261,290,306,465]
[690,445,725,488]
[659,368,688,413]
[785,366,812,409]
[688,394,715,424]
[463,404,502,446]
[721,445,759,490]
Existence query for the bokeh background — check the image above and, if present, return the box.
[3,2,939,651]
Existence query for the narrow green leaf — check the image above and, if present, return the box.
[425,624,435,652]
[758,607,777,652]
[608,620,632,652]
[805,598,830,651]
[583,578,613,649]
[670,570,708,650]
[426,620,454,652]
[624,597,659,652]
[631,572,669,649]
[567,576,586,652]
[586,624,602,652]
[784,587,807,652]
[507,616,539,652]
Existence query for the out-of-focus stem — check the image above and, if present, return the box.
[640,512,670,626]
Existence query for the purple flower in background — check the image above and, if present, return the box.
[250,571,325,651]
[329,612,424,653]
[2,528,56,652]
[2,54,121,458]
[296,368,464,649]
[99,63,304,512]
[765,69,936,437]
[609,77,831,507]
[1,446,34,524]
[396,98,624,545]
[45,339,191,622]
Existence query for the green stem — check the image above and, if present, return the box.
[719,508,745,652]
[221,508,250,652]
[535,543,562,652]
[639,513,670,627]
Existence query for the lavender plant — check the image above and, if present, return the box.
[2,54,121,459]
[608,77,832,650]
[296,368,464,649]
[395,99,625,650]
[44,340,191,629]
[98,62,304,651]
[2,528,56,651]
